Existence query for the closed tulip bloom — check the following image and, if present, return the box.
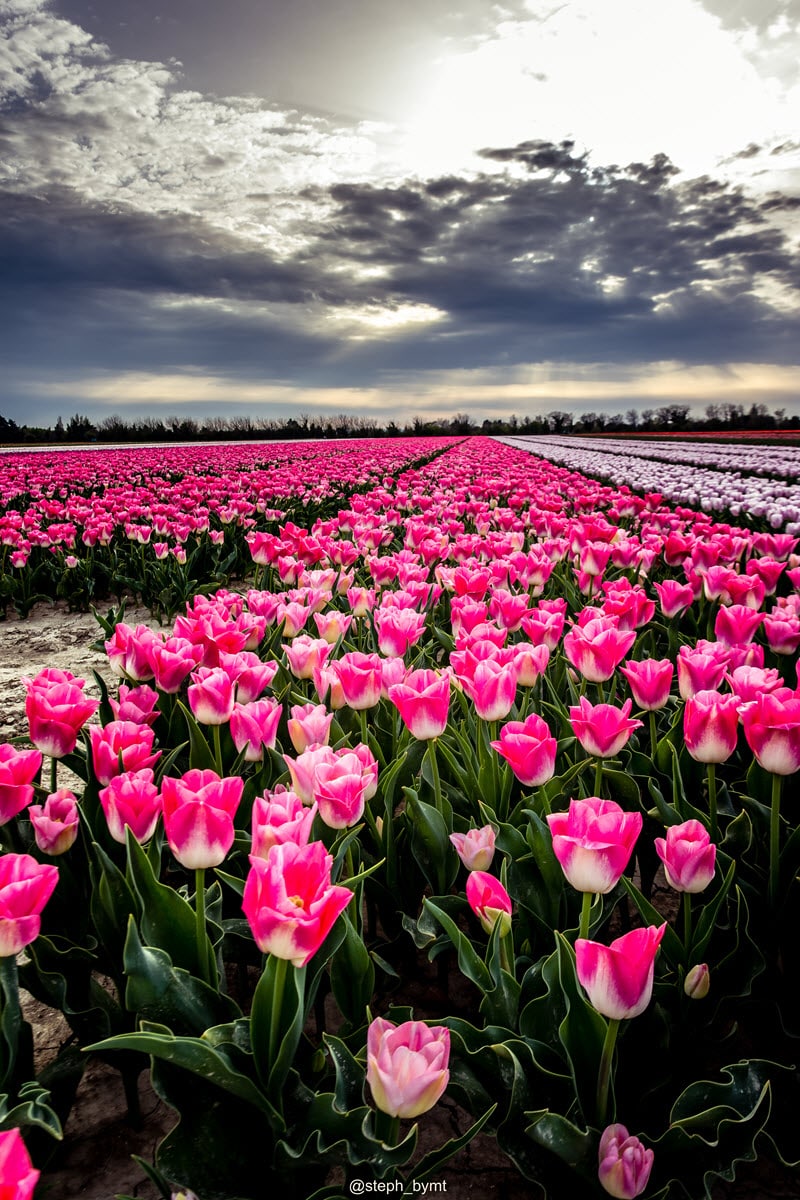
[162,769,243,869]
[388,669,451,740]
[654,819,716,892]
[569,697,642,759]
[251,789,317,858]
[459,658,518,722]
[654,579,696,619]
[763,611,800,656]
[313,610,353,643]
[283,635,332,680]
[0,853,59,957]
[23,673,99,758]
[449,825,496,872]
[283,744,337,805]
[28,788,80,855]
[714,604,764,648]
[242,840,352,967]
[563,617,636,683]
[351,741,379,800]
[684,961,710,999]
[230,698,282,761]
[334,651,383,710]
[598,1124,654,1199]
[218,651,279,704]
[676,645,729,700]
[0,743,42,825]
[512,641,550,687]
[99,768,162,844]
[89,721,161,787]
[188,666,236,725]
[466,870,513,936]
[366,1017,450,1119]
[619,658,674,711]
[740,689,800,775]
[149,636,204,694]
[312,751,368,829]
[287,702,334,754]
[374,607,427,657]
[576,924,666,1020]
[491,713,557,787]
[683,690,740,764]
[547,797,642,894]
[105,622,158,681]
[109,683,160,726]
[0,1127,40,1200]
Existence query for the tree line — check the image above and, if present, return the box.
[1,401,797,445]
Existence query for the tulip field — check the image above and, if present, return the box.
[1,433,800,1199]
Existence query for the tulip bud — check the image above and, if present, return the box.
[598,1123,654,1199]
[684,962,710,1000]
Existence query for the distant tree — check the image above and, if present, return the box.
[66,413,96,440]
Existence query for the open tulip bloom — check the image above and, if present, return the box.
[366,1017,450,1122]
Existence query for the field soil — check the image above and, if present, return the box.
[1,603,795,1199]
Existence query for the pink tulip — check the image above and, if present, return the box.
[466,870,513,936]
[89,720,161,787]
[676,645,729,700]
[149,636,205,694]
[283,744,337,805]
[520,607,565,651]
[28,788,80,855]
[23,671,99,758]
[374,607,427,657]
[388,669,451,740]
[563,617,636,684]
[459,658,518,722]
[366,1017,450,1119]
[351,741,379,801]
[576,924,666,1020]
[333,651,383,710]
[491,713,557,787]
[312,751,369,829]
[313,610,353,643]
[105,622,158,681]
[287,702,334,754]
[218,651,278,704]
[714,604,764,648]
[654,579,695,619]
[0,853,59,957]
[512,642,550,687]
[0,1128,40,1200]
[547,797,642,894]
[109,683,160,726]
[242,840,352,967]
[162,770,243,869]
[0,744,42,825]
[283,635,332,680]
[99,768,162,844]
[251,789,317,858]
[569,697,642,759]
[727,665,784,705]
[683,690,739,764]
[740,689,800,775]
[449,825,496,872]
[654,819,716,893]
[619,658,674,711]
[230,698,282,761]
[763,611,800,656]
[598,1123,654,1199]
[188,666,236,725]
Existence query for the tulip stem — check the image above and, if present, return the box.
[579,891,593,941]
[769,773,783,908]
[0,955,22,1085]
[427,737,443,816]
[50,755,58,794]
[195,867,213,985]
[596,1017,620,1126]
[706,763,718,842]
[269,953,289,1076]
[499,932,514,976]
[594,758,603,798]
[649,711,658,762]
[375,1108,401,1149]
[212,725,223,776]
[682,891,692,955]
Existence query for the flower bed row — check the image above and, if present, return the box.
[1,435,799,1199]
[501,434,800,531]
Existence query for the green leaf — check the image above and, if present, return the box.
[125,829,207,977]
[176,699,218,772]
[423,898,491,992]
[329,914,375,1029]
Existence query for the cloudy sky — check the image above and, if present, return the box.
[1,0,799,427]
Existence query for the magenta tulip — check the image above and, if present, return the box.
[366,1017,450,1119]
[576,924,666,1020]
[569,697,642,759]
[619,658,674,711]
[230,698,282,761]
[654,819,716,893]
[89,720,160,787]
[683,690,739,764]
[388,668,451,740]
[187,666,236,726]
[162,769,243,869]
[0,1128,40,1200]
[23,671,99,758]
[563,617,636,684]
[0,744,42,825]
[491,713,557,787]
[242,840,352,967]
[466,870,513,936]
[28,789,80,856]
[99,769,162,845]
[598,1123,654,1199]
[251,789,317,859]
[0,853,59,957]
[547,797,642,894]
[740,689,800,775]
